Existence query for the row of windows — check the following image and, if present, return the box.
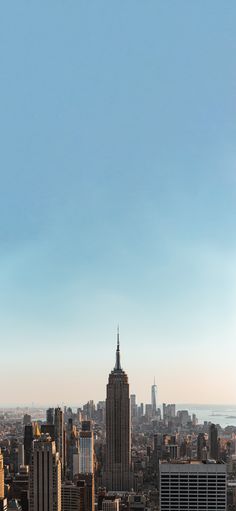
[161,481,226,488]
[161,473,226,477]
[161,507,226,510]
[161,491,226,495]
[160,508,226,510]
[161,475,226,479]
[161,498,226,501]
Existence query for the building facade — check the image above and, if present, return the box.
[102,499,120,511]
[29,435,61,511]
[62,482,80,511]
[79,421,94,474]
[159,460,227,511]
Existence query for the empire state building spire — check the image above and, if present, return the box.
[115,326,121,371]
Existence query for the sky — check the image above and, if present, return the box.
[0,1,236,407]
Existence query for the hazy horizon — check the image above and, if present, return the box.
[1,1,236,405]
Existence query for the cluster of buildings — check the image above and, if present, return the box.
[0,335,236,510]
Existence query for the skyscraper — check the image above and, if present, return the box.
[79,421,95,511]
[151,379,157,415]
[0,449,4,499]
[105,331,131,491]
[47,408,54,425]
[66,419,78,480]
[78,475,94,511]
[209,423,218,460]
[197,433,206,461]
[55,408,65,473]
[29,435,61,511]
[130,395,137,420]
[79,421,94,474]
[24,425,33,466]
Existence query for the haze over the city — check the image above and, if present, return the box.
[1,1,236,406]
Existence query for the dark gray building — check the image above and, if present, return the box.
[104,332,131,491]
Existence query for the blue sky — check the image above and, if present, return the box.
[0,1,236,406]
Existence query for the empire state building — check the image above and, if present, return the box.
[105,331,131,491]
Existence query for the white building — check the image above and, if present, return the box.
[160,460,227,511]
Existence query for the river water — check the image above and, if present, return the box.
[177,404,236,428]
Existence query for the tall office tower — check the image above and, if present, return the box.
[159,460,227,511]
[55,407,65,473]
[130,394,137,420]
[78,475,94,511]
[77,480,86,511]
[105,331,131,491]
[29,435,61,511]
[18,443,25,469]
[79,421,94,474]
[41,424,55,441]
[23,414,31,426]
[151,378,157,415]
[47,408,54,425]
[209,423,218,460]
[0,449,4,499]
[138,403,144,418]
[197,433,206,461]
[145,404,153,420]
[24,425,33,466]
[83,402,95,421]
[79,421,94,511]
[162,403,166,421]
[62,482,80,511]
[66,419,78,480]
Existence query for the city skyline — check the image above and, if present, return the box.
[1,1,236,406]
[0,333,236,408]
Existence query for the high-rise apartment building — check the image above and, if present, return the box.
[29,435,61,511]
[105,332,131,491]
[159,460,227,511]
[151,379,157,415]
[0,449,4,499]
